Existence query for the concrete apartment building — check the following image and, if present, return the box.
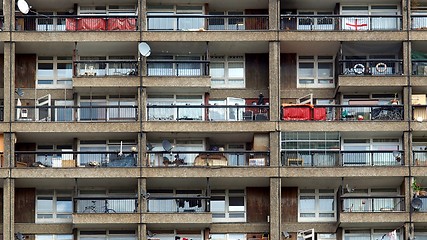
[0,0,426,240]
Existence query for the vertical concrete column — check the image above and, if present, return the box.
[4,42,16,122]
[403,86,411,122]
[138,224,147,240]
[3,179,15,240]
[3,0,14,31]
[402,0,409,31]
[270,178,281,240]
[139,0,147,31]
[139,87,147,124]
[139,132,147,166]
[404,223,414,240]
[138,178,147,212]
[269,41,281,121]
[403,129,412,166]
[269,132,280,167]
[3,133,15,168]
[404,177,412,214]
[403,41,411,76]
[269,0,279,30]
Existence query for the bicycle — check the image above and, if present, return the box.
[82,200,116,213]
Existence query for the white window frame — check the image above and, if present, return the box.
[78,230,137,240]
[36,189,73,223]
[343,229,402,240]
[340,5,400,30]
[78,55,137,77]
[36,12,68,31]
[147,139,204,166]
[147,94,204,121]
[341,138,401,166]
[78,5,137,16]
[297,55,334,88]
[210,233,247,240]
[296,10,334,31]
[78,95,137,121]
[211,189,246,223]
[147,55,204,76]
[210,56,245,89]
[147,5,204,31]
[36,144,73,167]
[37,56,73,89]
[77,139,137,167]
[209,97,246,121]
[36,234,73,240]
[298,189,336,222]
[208,11,245,30]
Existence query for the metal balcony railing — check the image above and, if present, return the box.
[15,15,138,31]
[341,196,405,212]
[15,105,138,122]
[281,105,403,121]
[339,59,403,75]
[147,104,269,121]
[280,15,402,31]
[147,196,210,213]
[148,150,270,167]
[413,151,427,166]
[147,14,268,31]
[411,15,427,30]
[147,59,210,76]
[74,60,139,77]
[412,60,427,76]
[75,197,138,213]
[15,151,138,168]
[282,150,404,167]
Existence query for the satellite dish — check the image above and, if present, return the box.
[162,140,173,152]
[15,232,24,240]
[146,143,154,151]
[346,184,354,193]
[138,42,151,57]
[147,230,155,238]
[411,197,423,210]
[17,0,30,14]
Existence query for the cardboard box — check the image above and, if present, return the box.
[412,94,427,105]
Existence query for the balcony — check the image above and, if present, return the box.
[15,105,138,122]
[147,105,269,121]
[339,59,403,76]
[15,151,137,168]
[147,59,210,77]
[147,196,210,213]
[341,196,405,212]
[412,60,427,76]
[281,150,404,167]
[411,15,427,30]
[147,14,268,31]
[148,150,270,167]
[75,197,138,213]
[280,15,402,31]
[281,105,403,121]
[74,60,139,77]
[15,15,138,31]
[413,151,427,166]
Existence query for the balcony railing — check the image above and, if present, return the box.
[411,15,427,30]
[282,150,404,167]
[412,60,427,76]
[16,105,138,122]
[147,104,269,121]
[147,196,210,213]
[341,196,405,212]
[339,59,403,75]
[75,197,138,213]
[413,151,427,166]
[74,60,139,77]
[280,15,402,31]
[15,15,137,31]
[147,14,268,31]
[281,105,403,121]
[148,150,269,167]
[147,59,210,76]
[15,151,138,168]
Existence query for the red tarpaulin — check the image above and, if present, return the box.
[313,108,327,120]
[282,105,312,120]
[107,18,137,30]
[66,18,106,31]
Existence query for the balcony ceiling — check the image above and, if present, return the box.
[146,132,255,143]
[281,41,340,55]
[23,0,135,11]
[148,0,268,10]
[281,0,401,10]
[149,41,268,55]
[147,177,270,189]
[16,132,139,143]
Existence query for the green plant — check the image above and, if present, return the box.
[413,179,422,191]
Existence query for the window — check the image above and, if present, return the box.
[341,5,400,30]
[150,231,203,240]
[147,55,204,76]
[343,188,400,212]
[147,189,205,212]
[209,97,245,121]
[36,190,73,223]
[298,56,334,88]
[36,235,73,240]
[78,140,137,167]
[148,139,204,166]
[77,189,137,213]
[281,132,340,166]
[36,144,73,167]
[36,12,68,31]
[211,189,245,222]
[299,189,336,222]
[211,56,245,88]
[297,11,333,31]
[79,95,137,121]
[79,230,137,240]
[343,55,398,75]
[79,5,137,15]
[147,5,204,30]
[342,138,401,166]
[37,56,72,89]
[344,229,401,240]
[147,94,204,121]
[210,234,246,240]
[208,11,244,30]
[78,56,137,77]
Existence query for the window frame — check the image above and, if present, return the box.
[298,189,336,222]
[36,189,73,223]
[147,94,204,121]
[297,55,335,88]
[211,189,246,223]
[210,56,245,89]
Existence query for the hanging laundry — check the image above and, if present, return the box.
[388,230,397,240]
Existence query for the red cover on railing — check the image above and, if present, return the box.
[313,108,327,120]
[282,105,311,120]
[107,18,137,30]
[66,18,76,31]
[66,18,106,31]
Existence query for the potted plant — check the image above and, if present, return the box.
[413,179,422,195]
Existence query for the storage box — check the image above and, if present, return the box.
[412,94,427,105]
[249,158,265,166]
